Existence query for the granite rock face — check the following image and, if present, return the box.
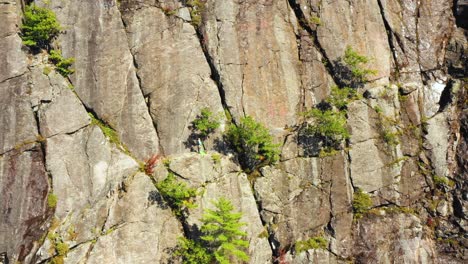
[1,0,467,263]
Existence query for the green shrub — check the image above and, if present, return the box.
[175,198,249,264]
[156,173,197,216]
[382,130,399,146]
[21,4,61,50]
[343,46,377,84]
[225,116,280,171]
[47,193,58,208]
[353,188,372,218]
[175,237,213,264]
[326,85,360,110]
[295,236,328,253]
[192,107,221,139]
[49,50,75,77]
[303,109,350,146]
[201,198,249,263]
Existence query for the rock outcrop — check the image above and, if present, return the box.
[0,0,466,263]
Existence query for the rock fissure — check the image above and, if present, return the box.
[376,0,400,79]
[192,21,233,122]
[286,0,339,86]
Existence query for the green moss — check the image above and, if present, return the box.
[374,109,401,147]
[187,0,205,27]
[55,241,69,256]
[88,113,121,146]
[353,188,372,218]
[66,225,77,241]
[47,193,58,208]
[49,256,64,264]
[382,130,400,146]
[433,175,451,187]
[309,15,322,26]
[162,158,171,168]
[211,153,221,165]
[318,147,339,158]
[258,229,269,239]
[43,66,52,75]
[295,236,328,253]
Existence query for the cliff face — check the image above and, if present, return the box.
[0,0,466,263]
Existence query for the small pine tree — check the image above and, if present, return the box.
[21,4,61,50]
[225,116,280,171]
[303,108,349,149]
[343,46,377,84]
[175,198,250,264]
[174,237,213,264]
[49,49,75,77]
[192,107,221,139]
[200,198,250,264]
[156,173,197,216]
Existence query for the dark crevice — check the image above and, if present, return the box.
[286,0,339,86]
[250,171,281,260]
[193,28,233,124]
[454,0,468,29]
[117,8,165,156]
[438,79,455,112]
[376,0,400,80]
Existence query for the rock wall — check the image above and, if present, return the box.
[0,0,466,263]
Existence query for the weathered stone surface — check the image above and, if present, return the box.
[355,213,436,263]
[347,100,380,144]
[292,249,339,264]
[425,113,450,177]
[0,75,38,155]
[161,153,271,263]
[0,146,49,263]
[1,0,466,263]
[45,126,138,220]
[47,0,159,160]
[119,1,224,154]
[314,0,392,81]
[0,0,27,83]
[298,30,335,108]
[163,151,239,186]
[349,139,397,193]
[38,71,90,137]
[255,161,330,247]
[446,28,468,78]
[381,0,453,73]
[203,0,302,128]
[85,173,183,264]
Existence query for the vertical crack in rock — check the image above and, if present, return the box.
[376,0,400,79]
[192,24,235,123]
[117,7,164,156]
[286,0,338,86]
[252,170,279,258]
